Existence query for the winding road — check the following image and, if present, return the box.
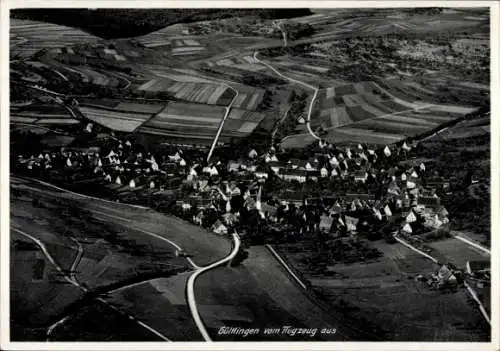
[11,176,365,341]
[10,176,240,341]
[253,51,321,141]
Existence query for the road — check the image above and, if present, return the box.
[206,83,239,163]
[11,176,237,340]
[253,51,321,141]
[186,232,241,342]
[10,176,366,341]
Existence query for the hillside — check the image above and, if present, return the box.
[11,9,313,39]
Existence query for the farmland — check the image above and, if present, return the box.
[78,105,158,132]
[271,69,480,148]
[10,102,81,129]
[137,101,265,143]
[8,7,492,344]
[10,19,100,59]
[138,78,232,105]
[275,238,490,341]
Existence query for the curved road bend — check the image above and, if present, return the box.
[253,51,321,141]
[11,176,238,340]
[186,232,241,342]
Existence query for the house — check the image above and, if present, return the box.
[354,171,368,183]
[344,215,359,232]
[254,167,269,179]
[212,220,228,235]
[279,169,307,183]
[268,161,284,174]
[319,214,334,232]
[437,265,457,288]
[320,167,329,178]
[248,149,258,159]
[401,221,419,234]
[405,209,418,223]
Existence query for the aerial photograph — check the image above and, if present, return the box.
[8,7,491,343]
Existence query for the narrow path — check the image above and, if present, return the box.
[253,51,320,140]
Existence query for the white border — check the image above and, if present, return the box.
[1,1,498,351]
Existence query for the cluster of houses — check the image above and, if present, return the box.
[15,133,452,242]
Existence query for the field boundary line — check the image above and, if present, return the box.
[452,233,491,255]
[186,232,241,342]
[10,122,68,135]
[12,175,149,210]
[464,281,491,326]
[393,235,439,264]
[11,226,82,289]
[323,103,435,131]
[11,225,172,342]
[265,244,307,290]
[88,209,200,269]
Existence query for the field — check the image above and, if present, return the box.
[289,9,489,43]
[194,246,361,341]
[10,19,99,58]
[276,239,490,341]
[10,179,203,340]
[46,299,164,341]
[11,103,81,127]
[428,117,490,141]
[10,230,84,331]
[426,237,489,269]
[139,78,231,105]
[102,272,202,341]
[279,77,477,148]
[79,106,157,132]
[138,101,265,142]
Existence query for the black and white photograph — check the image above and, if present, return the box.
[2,2,498,349]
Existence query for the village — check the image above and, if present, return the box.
[12,117,490,295]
